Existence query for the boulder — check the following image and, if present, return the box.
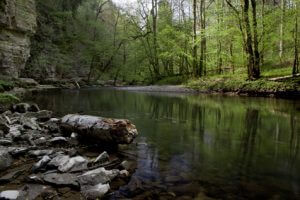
[77,167,119,186]
[60,114,138,144]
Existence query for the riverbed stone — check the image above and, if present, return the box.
[49,137,68,145]
[29,149,54,157]
[12,103,31,113]
[0,139,12,146]
[43,173,79,189]
[77,167,119,186]
[47,155,70,169]
[18,184,50,200]
[32,155,51,172]
[0,169,24,183]
[0,148,12,170]
[81,183,110,200]
[23,110,52,121]
[58,156,88,172]
[0,190,20,200]
[93,151,109,164]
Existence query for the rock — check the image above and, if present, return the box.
[47,155,70,169]
[32,155,51,172]
[49,137,68,145]
[120,160,133,171]
[7,125,23,139]
[0,169,24,183]
[29,150,54,157]
[0,116,10,134]
[26,174,44,184]
[0,149,12,170]
[0,139,13,146]
[77,167,119,186]
[42,121,59,133]
[9,147,29,157]
[81,183,110,200]
[0,190,20,200]
[11,103,31,113]
[17,78,39,88]
[23,110,52,121]
[119,170,130,178]
[60,114,138,144]
[18,184,50,200]
[20,117,40,130]
[58,156,88,172]
[70,132,78,139]
[33,137,47,145]
[43,173,79,189]
[93,151,109,164]
[0,0,37,78]
[29,104,40,112]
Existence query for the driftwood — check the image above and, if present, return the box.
[60,114,138,144]
[268,73,300,81]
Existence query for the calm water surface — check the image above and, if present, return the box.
[29,88,300,199]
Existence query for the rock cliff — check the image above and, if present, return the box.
[0,0,36,78]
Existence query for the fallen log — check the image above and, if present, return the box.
[60,114,138,144]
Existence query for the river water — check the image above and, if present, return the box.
[29,88,300,199]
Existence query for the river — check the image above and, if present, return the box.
[28,88,300,199]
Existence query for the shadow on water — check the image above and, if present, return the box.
[27,88,300,199]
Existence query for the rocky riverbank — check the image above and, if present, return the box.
[0,102,139,199]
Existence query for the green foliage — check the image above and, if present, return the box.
[24,0,300,89]
[0,80,14,91]
[0,94,20,104]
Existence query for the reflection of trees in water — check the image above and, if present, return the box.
[239,109,259,177]
[289,113,299,168]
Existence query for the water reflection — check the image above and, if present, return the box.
[28,88,300,199]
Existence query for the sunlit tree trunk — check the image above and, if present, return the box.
[293,1,299,75]
[193,0,198,77]
[199,0,206,77]
[279,0,285,61]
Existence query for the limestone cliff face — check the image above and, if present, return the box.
[0,0,37,78]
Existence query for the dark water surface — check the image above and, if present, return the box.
[29,88,300,199]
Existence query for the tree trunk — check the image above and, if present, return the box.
[250,0,260,77]
[242,0,260,80]
[199,0,206,77]
[293,2,299,75]
[279,0,285,61]
[152,0,160,78]
[61,114,138,144]
[193,0,198,77]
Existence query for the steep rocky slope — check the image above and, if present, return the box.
[0,0,36,78]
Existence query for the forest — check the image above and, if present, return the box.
[23,0,299,90]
